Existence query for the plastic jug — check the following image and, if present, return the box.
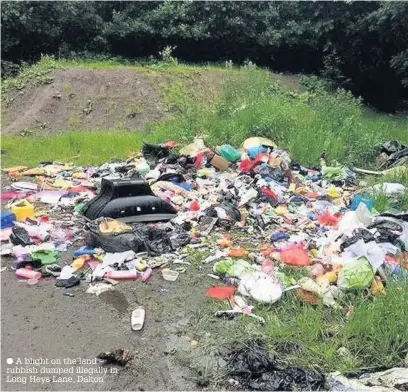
[11,201,35,222]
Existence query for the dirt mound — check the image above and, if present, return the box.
[2,69,171,135]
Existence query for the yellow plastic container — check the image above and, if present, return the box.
[11,201,35,222]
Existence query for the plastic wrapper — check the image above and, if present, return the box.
[337,257,374,290]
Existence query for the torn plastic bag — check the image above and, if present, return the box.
[155,173,185,184]
[218,145,241,163]
[85,220,145,254]
[179,137,209,157]
[368,216,408,248]
[329,367,408,391]
[378,140,408,169]
[328,372,387,391]
[369,182,406,196]
[142,142,170,160]
[256,164,285,182]
[341,239,392,270]
[85,219,189,256]
[340,229,375,251]
[213,259,254,278]
[359,367,408,390]
[239,271,283,303]
[84,178,177,223]
[224,340,325,391]
[378,140,407,155]
[204,201,241,224]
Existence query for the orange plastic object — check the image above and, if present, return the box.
[228,248,248,258]
[307,192,319,200]
[205,286,236,300]
[218,238,233,248]
[260,243,274,257]
[72,255,90,270]
[280,246,311,267]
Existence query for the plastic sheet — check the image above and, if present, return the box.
[224,340,325,391]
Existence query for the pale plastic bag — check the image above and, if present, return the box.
[238,271,283,303]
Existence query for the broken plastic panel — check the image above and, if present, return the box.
[84,178,177,223]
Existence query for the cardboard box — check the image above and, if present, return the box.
[210,154,230,171]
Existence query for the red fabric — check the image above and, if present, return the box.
[205,286,236,300]
[261,187,279,201]
[317,212,340,226]
[239,159,259,173]
[195,152,205,169]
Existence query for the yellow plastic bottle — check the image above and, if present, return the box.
[11,201,35,222]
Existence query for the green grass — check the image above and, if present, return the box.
[2,57,408,374]
[3,57,407,169]
[1,130,172,166]
[202,281,408,373]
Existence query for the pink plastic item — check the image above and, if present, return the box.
[262,260,274,275]
[16,268,42,280]
[190,201,200,212]
[280,246,311,267]
[141,268,152,283]
[309,263,325,278]
[1,191,27,201]
[106,270,138,280]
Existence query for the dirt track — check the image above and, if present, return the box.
[2,69,170,135]
[1,249,224,391]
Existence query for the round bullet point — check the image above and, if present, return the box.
[7,358,13,365]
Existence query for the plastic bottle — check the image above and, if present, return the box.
[16,268,42,280]
[141,268,152,283]
[271,232,290,242]
[190,200,200,212]
[73,249,97,257]
[106,270,138,280]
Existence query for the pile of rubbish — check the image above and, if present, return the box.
[2,136,408,305]
[1,136,408,385]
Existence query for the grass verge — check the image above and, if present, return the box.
[2,57,408,169]
[201,280,408,374]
